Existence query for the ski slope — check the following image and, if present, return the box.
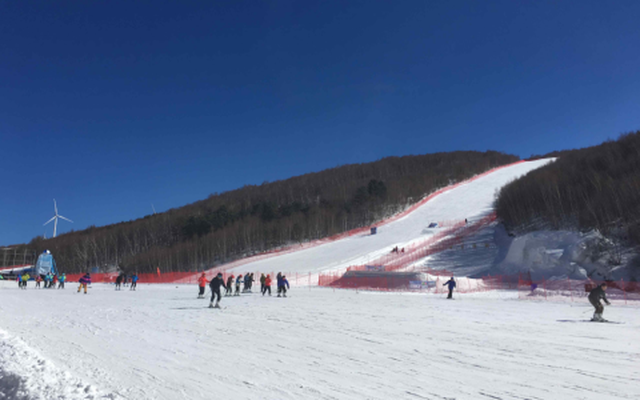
[4,157,638,400]
[1,283,638,400]
[225,159,552,278]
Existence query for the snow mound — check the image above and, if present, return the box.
[0,329,119,400]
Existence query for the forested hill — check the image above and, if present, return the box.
[25,151,518,273]
[497,131,640,245]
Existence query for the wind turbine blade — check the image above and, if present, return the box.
[59,215,73,223]
[53,199,58,215]
[43,216,56,226]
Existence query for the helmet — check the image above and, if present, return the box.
[217,272,222,277]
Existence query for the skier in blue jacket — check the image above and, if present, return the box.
[443,277,456,299]
[277,274,290,298]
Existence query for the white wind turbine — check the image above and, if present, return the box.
[43,199,73,238]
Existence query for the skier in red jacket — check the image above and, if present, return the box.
[197,273,208,299]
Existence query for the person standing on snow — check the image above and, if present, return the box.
[78,273,91,294]
[58,273,66,289]
[262,274,272,296]
[260,273,266,293]
[225,275,234,296]
[35,275,42,288]
[235,274,243,296]
[277,275,290,297]
[21,273,30,289]
[589,283,611,322]
[130,274,138,290]
[197,273,208,298]
[209,272,227,308]
[443,277,456,299]
[115,274,123,291]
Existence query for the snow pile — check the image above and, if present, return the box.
[0,329,116,400]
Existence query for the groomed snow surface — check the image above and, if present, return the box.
[2,160,639,399]
[1,283,638,400]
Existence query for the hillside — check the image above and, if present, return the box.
[23,151,518,273]
[496,131,640,278]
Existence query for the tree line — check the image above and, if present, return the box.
[25,151,517,273]
[496,130,640,265]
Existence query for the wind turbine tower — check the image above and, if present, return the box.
[43,199,73,238]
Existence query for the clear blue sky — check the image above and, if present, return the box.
[2,1,640,246]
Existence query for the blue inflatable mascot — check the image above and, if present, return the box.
[35,250,57,276]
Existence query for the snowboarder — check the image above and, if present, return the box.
[130,274,138,290]
[78,273,91,294]
[115,274,123,291]
[197,273,208,298]
[262,274,272,296]
[277,274,290,297]
[235,274,243,296]
[589,283,611,322]
[443,277,456,299]
[209,272,227,308]
[58,273,66,289]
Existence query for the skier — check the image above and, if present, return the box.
[115,274,123,291]
[225,275,234,296]
[260,273,266,293]
[21,273,30,289]
[262,274,272,296]
[208,272,227,309]
[58,273,66,289]
[443,277,456,299]
[78,273,91,294]
[123,273,128,287]
[235,274,243,296]
[589,283,611,322]
[197,273,208,298]
[17,273,22,289]
[52,274,58,288]
[248,273,255,291]
[243,274,250,293]
[130,274,138,290]
[277,275,290,298]
[35,275,42,288]
[276,273,283,296]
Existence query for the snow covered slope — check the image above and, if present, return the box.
[224,159,552,278]
[0,283,638,400]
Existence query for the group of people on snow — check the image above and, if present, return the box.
[16,272,67,289]
[196,271,291,308]
[115,272,139,291]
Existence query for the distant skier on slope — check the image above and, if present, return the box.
[589,283,611,322]
[209,272,227,309]
[225,275,234,296]
[78,273,91,294]
[235,274,243,296]
[197,273,208,298]
[130,274,138,291]
[260,273,266,293]
[115,274,123,291]
[58,273,66,289]
[262,274,272,296]
[443,277,456,299]
[277,274,290,298]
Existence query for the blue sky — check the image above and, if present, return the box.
[1,1,640,246]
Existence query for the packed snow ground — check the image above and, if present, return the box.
[1,283,638,400]
[225,160,552,278]
[3,159,639,400]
